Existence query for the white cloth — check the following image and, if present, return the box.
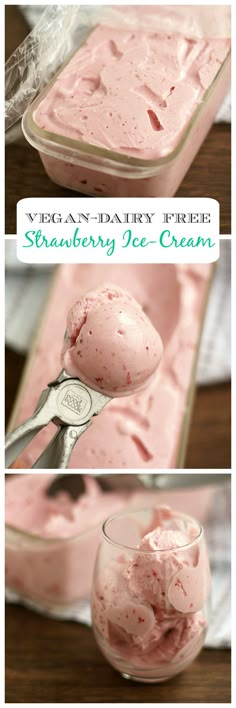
[215,94,231,123]
[204,482,231,647]
[6,482,231,648]
[20,5,45,27]
[197,240,231,385]
[5,241,231,386]
[5,248,52,353]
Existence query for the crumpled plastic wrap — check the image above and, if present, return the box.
[5,5,123,132]
[5,4,231,132]
[5,5,81,131]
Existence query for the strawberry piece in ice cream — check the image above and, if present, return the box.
[61,283,163,396]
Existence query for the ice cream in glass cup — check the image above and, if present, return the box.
[91,507,211,683]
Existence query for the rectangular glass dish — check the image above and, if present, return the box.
[22,6,231,198]
[7,263,213,470]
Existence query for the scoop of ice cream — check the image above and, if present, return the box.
[125,521,210,615]
[108,601,156,637]
[61,283,163,397]
[107,611,206,667]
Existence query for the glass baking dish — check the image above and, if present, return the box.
[7,264,213,470]
[5,520,102,615]
[22,6,231,198]
[5,473,123,615]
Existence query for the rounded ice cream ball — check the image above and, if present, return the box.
[61,283,163,397]
[107,601,156,638]
[93,555,156,644]
[124,526,199,616]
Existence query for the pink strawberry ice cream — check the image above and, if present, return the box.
[34,24,230,160]
[5,474,125,538]
[5,473,128,609]
[9,263,212,469]
[24,7,230,197]
[61,284,163,396]
[92,507,210,680]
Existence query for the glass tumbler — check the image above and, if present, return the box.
[91,507,211,683]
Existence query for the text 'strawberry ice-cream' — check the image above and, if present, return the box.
[92,507,211,681]
[34,25,230,160]
[61,283,163,396]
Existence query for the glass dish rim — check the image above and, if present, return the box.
[5,478,103,547]
[22,44,231,172]
[102,507,203,552]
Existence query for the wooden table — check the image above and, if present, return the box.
[5,604,231,703]
[5,346,231,469]
[5,8,231,235]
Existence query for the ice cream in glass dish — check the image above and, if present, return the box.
[92,506,211,682]
[25,6,231,198]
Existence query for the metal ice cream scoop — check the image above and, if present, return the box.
[5,369,111,469]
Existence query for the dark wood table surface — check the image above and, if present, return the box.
[5,346,231,469]
[5,8,231,235]
[5,603,231,703]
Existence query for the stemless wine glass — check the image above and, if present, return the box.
[91,507,211,683]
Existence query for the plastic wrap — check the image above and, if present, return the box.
[5,5,81,131]
[5,4,231,132]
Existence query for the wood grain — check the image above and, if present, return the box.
[185,383,231,469]
[5,6,29,60]
[5,604,231,703]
